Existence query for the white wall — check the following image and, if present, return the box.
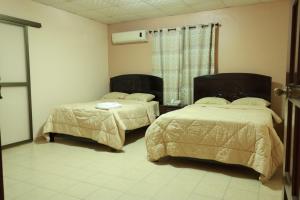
[0,0,109,138]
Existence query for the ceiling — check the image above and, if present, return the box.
[33,0,282,24]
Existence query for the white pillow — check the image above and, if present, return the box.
[195,97,230,105]
[125,93,155,102]
[231,97,270,106]
[102,92,128,99]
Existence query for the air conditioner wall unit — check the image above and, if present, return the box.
[112,30,148,44]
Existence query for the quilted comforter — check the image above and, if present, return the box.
[145,104,283,181]
[43,99,159,150]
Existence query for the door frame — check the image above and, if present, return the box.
[0,14,41,148]
[0,14,41,199]
[0,21,33,148]
[0,135,3,200]
[283,0,300,199]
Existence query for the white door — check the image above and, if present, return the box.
[0,22,32,146]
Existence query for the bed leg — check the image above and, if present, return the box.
[49,133,55,142]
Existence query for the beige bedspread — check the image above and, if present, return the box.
[145,104,283,181]
[43,99,159,150]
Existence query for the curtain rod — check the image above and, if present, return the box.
[148,23,220,33]
[0,14,42,28]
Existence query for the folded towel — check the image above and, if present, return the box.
[95,102,122,110]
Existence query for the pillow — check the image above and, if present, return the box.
[195,97,230,105]
[125,93,155,102]
[231,97,270,106]
[102,92,128,99]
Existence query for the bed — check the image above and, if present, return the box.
[145,73,283,181]
[43,74,163,150]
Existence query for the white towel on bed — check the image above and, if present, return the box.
[95,102,122,110]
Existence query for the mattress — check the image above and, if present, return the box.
[145,104,283,182]
[43,99,159,150]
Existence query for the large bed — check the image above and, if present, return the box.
[43,74,163,150]
[145,73,283,181]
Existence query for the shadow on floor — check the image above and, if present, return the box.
[34,126,147,153]
[156,156,259,179]
[152,156,283,189]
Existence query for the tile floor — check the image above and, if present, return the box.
[2,130,283,200]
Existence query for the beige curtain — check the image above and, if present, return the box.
[152,28,182,104]
[152,24,217,105]
[180,24,216,104]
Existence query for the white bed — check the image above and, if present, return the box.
[44,99,159,150]
[145,103,283,181]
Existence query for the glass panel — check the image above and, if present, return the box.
[0,23,26,83]
[0,87,30,146]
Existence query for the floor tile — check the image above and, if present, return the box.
[117,167,153,181]
[259,178,283,197]
[2,139,283,200]
[82,173,114,186]
[49,193,80,200]
[173,173,204,186]
[258,192,282,200]
[14,187,57,200]
[4,166,37,182]
[154,185,192,200]
[4,182,35,199]
[193,181,228,199]
[229,177,260,193]
[4,177,19,188]
[84,188,123,200]
[104,176,138,193]
[187,193,222,200]
[63,182,99,199]
[143,168,177,185]
[223,188,258,200]
[117,193,152,200]
[259,182,283,200]
[127,180,165,197]
[178,167,207,178]
[38,176,78,192]
[200,172,232,186]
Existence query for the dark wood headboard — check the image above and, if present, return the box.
[110,74,163,104]
[194,73,271,102]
